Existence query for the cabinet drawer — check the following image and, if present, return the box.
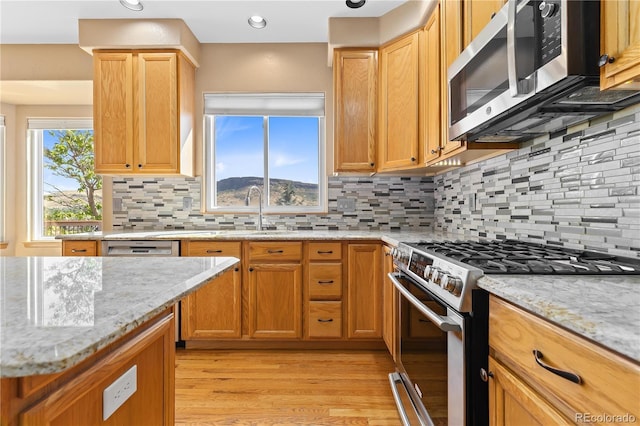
[489,296,640,421]
[62,240,98,256]
[308,301,342,338]
[308,263,342,300]
[308,242,342,261]
[183,241,241,257]
[247,241,302,262]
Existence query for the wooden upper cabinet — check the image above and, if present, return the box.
[463,0,506,48]
[600,0,640,90]
[378,31,420,171]
[421,5,442,165]
[93,52,134,173]
[93,50,195,176]
[334,49,377,173]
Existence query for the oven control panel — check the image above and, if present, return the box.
[393,244,484,312]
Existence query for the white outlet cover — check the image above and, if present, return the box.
[103,365,137,421]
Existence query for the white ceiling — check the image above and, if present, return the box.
[0,0,409,105]
[0,0,408,44]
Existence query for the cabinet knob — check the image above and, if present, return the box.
[598,54,615,67]
[248,267,254,272]
[370,162,375,167]
[480,368,493,382]
[138,164,143,168]
[125,164,131,168]
[410,157,416,162]
[234,267,239,272]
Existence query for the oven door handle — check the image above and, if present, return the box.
[389,273,461,333]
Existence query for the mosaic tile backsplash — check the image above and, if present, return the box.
[433,109,640,258]
[111,109,639,258]
[112,176,436,231]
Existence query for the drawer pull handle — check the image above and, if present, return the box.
[71,249,87,253]
[317,318,334,323]
[533,350,582,384]
[206,250,223,254]
[267,250,284,254]
[317,250,333,254]
[318,280,334,284]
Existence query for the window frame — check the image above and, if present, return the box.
[27,118,95,241]
[0,115,5,243]
[203,94,327,214]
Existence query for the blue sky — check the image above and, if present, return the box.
[214,116,319,184]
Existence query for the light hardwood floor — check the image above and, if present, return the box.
[174,349,402,425]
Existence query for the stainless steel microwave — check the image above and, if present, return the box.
[448,0,640,143]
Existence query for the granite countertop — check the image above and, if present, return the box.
[479,274,640,362]
[0,256,239,378]
[55,229,441,247]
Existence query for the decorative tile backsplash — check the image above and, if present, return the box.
[112,176,436,231]
[111,108,639,258]
[433,109,640,258]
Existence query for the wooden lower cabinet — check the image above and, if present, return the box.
[488,356,571,426]
[180,241,242,340]
[181,268,242,339]
[247,263,303,339]
[62,240,99,256]
[347,243,382,339]
[2,312,174,426]
[488,295,640,424]
[382,245,397,359]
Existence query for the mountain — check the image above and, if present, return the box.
[217,176,318,207]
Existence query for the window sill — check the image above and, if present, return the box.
[23,240,61,248]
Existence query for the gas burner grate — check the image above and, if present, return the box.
[410,240,640,275]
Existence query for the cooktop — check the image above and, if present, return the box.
[409,239,640,275]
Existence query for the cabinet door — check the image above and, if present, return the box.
[379,32,420,171]
[347,243,382,339]
[488,357,572,426]
[181,268,242,339]
[600,0,640,90]
[382,246,397,359]
[248,263,302,339]
[136,52,179,173]
[463,0,506,48]
[93,52,134,174]
[421,6,442,164]
[440,0,464,155]
[334,50,377,172]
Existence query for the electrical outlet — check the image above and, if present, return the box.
[337,197,356,212]
[183,197,193,211]
[103,365,137,421]
[468,193,477,212]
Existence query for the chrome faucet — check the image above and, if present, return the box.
[245,185,263,231]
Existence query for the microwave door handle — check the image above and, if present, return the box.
[507,0,535,97]
[388,273,461,333]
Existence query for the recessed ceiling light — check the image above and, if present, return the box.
[120,0,143,11]
[248,15,267,29]
[346,0,366,9]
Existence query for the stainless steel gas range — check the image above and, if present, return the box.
[387,239,640,426]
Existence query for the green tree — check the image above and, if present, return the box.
[44,130,102,219]
[278,181,297,205]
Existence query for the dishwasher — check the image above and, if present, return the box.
[102,240,181,341]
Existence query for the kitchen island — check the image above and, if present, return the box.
[0,256,239,425]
